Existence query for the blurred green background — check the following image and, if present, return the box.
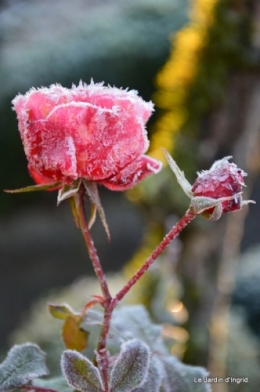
[1,1,260,390]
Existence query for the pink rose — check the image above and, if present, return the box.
[12,81,162,190]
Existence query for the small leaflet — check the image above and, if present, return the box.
[110,339,150,392]
[61,350,103,392]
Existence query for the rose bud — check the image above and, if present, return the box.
[12,81,162,191]
[162,150,255,220]
[191,157,245,216]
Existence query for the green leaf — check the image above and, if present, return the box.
[0,343,49,392]
[5,182,61,193]
[61,350,103,392]
[159,356,212,392]
[110,339,150,392]
[48,303,75,320]
[83,180,110,241]
[132,357,162,392]
[33,376,74,392]
[57,181,81,205]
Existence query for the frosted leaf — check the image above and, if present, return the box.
[0,343,49,391]
[111,305,167,354]
[132,357,162,392]
[110,339,150,392]
[33,376,74,392]
[61,350,103,392]
[159,356,212,392]
[80,309,103,327]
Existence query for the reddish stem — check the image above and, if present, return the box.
[112,207,196,306]
[74,190,111,304]
[21,386,58,392]
[96,207,196,376]
[74,193,195,391]
[74,189,111,390]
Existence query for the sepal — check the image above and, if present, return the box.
[57,180,81,205]
[161,149,193,198]
[83,180,110,241]
[190,195,236,216]
[5,182,61,193]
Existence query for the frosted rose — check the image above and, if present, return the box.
[12,81,162,190]
[191,157,246,214]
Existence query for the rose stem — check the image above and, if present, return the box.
[74,189,112,389]
[112,207,196,306]
[22,386,57,392]
[74,195,196,390]
[74,189,111,304]
[97,207,196,361]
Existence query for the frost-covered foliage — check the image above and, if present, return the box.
[1,303,211,392]
[109,339,150,392]
[0,343,48,391]
[61,350,104,392]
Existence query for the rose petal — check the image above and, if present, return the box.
[12,82,159,189]
[28,165,62,191]
[27,102,148,182]
[100,155,162,191]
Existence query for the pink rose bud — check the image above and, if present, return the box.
[162,150,255,221]
[191,157,246,214]
[12,81,162,190]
